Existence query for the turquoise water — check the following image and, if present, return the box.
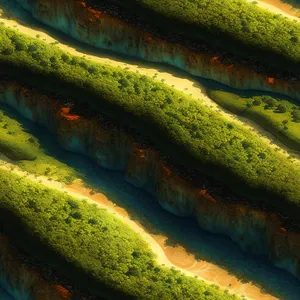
[0,0,298,104]
[1,1,300,298]
[0,286,14,300]
[0,100,300,299]
[283,0,300,7]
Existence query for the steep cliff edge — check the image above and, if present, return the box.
[0,232,73,300]
[1,80,300,282]
[14,0,300,102]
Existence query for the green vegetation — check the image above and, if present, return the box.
[104,0,300,72]
[207,90,300,151]
[0,109,77,182]
[0,132,36,160]
[0,168,240,299]
[2,25,300,221]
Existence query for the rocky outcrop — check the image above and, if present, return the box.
[1,80,300,282]
[0,233,72,300]
[14,0,300,102]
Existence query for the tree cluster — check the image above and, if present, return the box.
[1,25,300,221]
[208,89,300,154]
[105,0,300,72]
[0,168,240,299]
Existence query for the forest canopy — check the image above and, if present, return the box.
[101,0,300,73]
[0,168,240,300]
[207,90,300,152]
[1,25,300,222]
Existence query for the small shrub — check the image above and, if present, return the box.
[88,218,98,225]
[67,199,79,209]
[264,97,277,108]
[252,98,262,106]
[293,110,300,122]
[277,104,287,113]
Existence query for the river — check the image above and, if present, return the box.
[0,99,299,299]
[0,0,300,299]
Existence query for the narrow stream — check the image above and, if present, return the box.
[1,1,300,299]
[1,0,299,104]
[0,100,300,300]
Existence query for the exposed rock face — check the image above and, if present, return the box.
[14,0,300,102]
[0,233,72,300]
[1,80,300,282]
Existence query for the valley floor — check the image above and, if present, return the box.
[0,153,277,300]
[1,1,300,299]
[2,2,300,167]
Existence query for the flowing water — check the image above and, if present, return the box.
[0,100,300,299]
[0,0,300,299]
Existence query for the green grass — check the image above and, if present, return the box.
[207,90,300,151]
[0,110,77,183]
[103,0,300,73]
[2,25,300,222]
[0,133,36,160]
[0,167,240,300]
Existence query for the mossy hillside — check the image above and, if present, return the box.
[97,0,300,73]
[0,167,240,300]
[0,109,77,183]
[0,132,36,161]
[1,25,300,221]
[207,90,300,151]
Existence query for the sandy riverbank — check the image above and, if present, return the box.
[261,0,300,16]
[246,0,300,21]
[66,179,277,300]
[0,3,297,298]
[0,153,277,300]
[1,6,300,166]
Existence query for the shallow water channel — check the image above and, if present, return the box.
[0,99,299,299]
[0,0,300,298]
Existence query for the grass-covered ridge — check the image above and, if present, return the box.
[0,167,240,299]
[98,0,300,72]
[1,25,300,221]
[207,90,300,152]
[0,109,77,183]
[0,131,36,161]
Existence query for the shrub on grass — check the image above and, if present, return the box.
[0,135,36,161]
[2,26,300,222]
[0,168,240,300]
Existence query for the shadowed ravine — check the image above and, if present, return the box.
[0,99,300,299]
[1,1,300,299]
